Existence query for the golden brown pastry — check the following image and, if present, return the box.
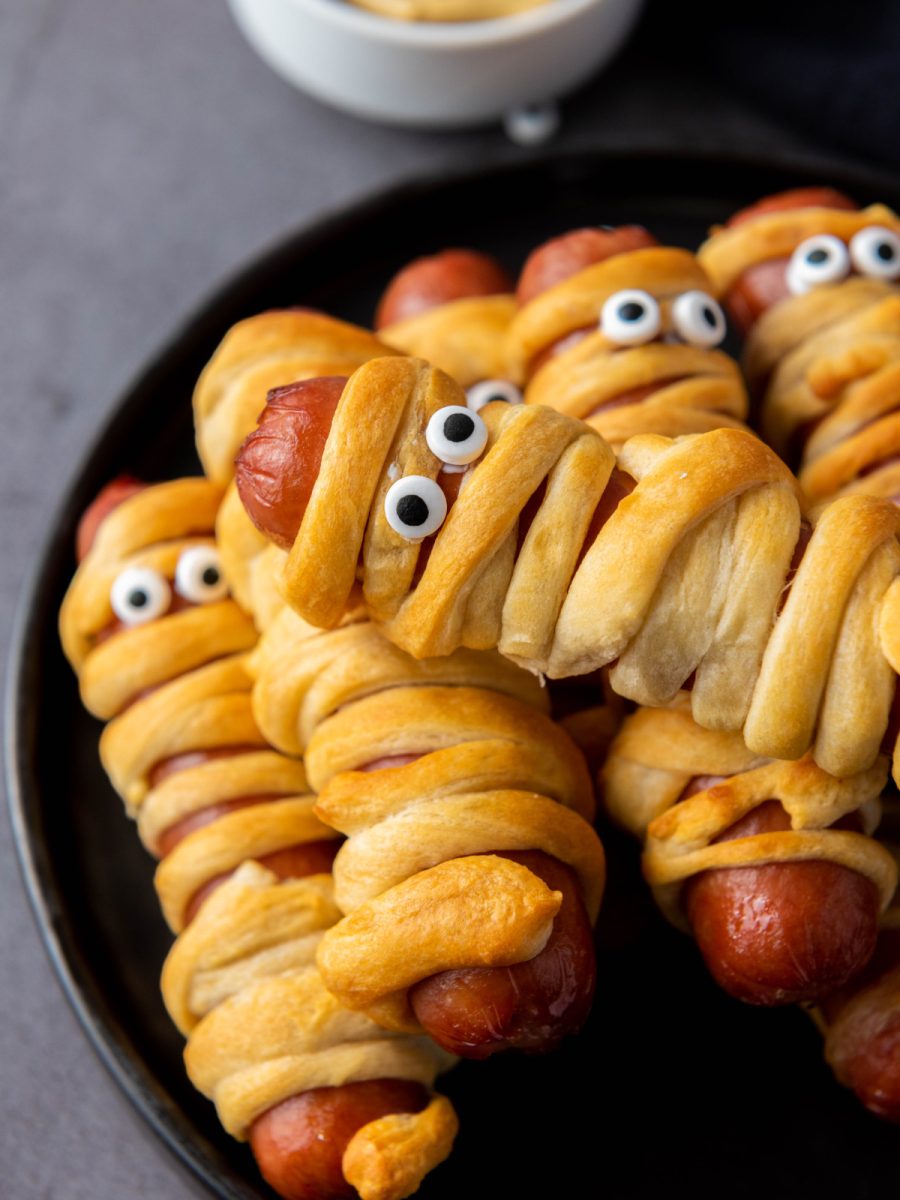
[60,477,457,1200]
[192,310,397,631]
[698,190,900,503]
[234,356,900,779]
[508,226,748,447]
[602,697,896,1002]
[250,604,605,1057]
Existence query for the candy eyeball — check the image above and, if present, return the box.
[600,289,661,345]
[466,380,523,413]
[786,234,851,295]
[175,546,229,603]
[426,406,488,467]
[849,226,900,280]
[110,567,171,626]
[384,476,448,540]
[671,290,727,348]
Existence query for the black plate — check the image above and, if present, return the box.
[8,150,900,1200]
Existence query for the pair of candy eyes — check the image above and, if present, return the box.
[110,546,228,625]
[787,226,900,295]
[600,289,726,349]
[385,385,523,539]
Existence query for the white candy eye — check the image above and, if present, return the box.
[849,226,900,280]
[671,290,727,348]
[600,289,661,345]
[426,406,488,466]
[175,546,228,603]
[110,567,171,626]
[786,235,851,295]
[384,476,447,540]
[466,379,523,413]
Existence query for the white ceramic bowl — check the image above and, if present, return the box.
[226,0,643,130]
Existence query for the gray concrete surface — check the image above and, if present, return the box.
[0,2,866,1196]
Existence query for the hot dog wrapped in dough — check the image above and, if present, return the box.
[60,477,458,1200]
[248,602,605,1060]
[603,697,900,1122]
[508,225,748,446]
[506,224,753,764]
[699,190,900,504]
[602,696,896,1006]
[234,358,900,779]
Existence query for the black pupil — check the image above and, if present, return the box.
[128,589,148,609]
[619,301,645,322]
[202,566,220,586]
[397,494,430,527]
[443,412,475,443]
[877,241,896,261]
[702,305,717,328]
[806,248,829,265]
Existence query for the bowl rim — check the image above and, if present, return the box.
[231,0,637,49]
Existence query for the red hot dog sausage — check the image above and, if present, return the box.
[409,849,595,1058]
[236,376,345,551]
[516,225,658,306]
[825,931,900,1124]
[375,249,512,330]
[250,1079,430,1200]
[684,798,880,1005]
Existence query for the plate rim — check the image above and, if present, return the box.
[8,144,900,1198]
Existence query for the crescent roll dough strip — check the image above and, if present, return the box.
[215,482,288,632]
[743,494,900,772]
[602,698,897,931]
[251,605,549,757]
[248,609,604,1032]
[61,479,458,1198]
[381,293,519,387]
[507,245,748,446]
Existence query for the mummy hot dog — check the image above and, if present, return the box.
[507,225,749,446]
[194,302,609,1060]
[603,700,900,1120]
[699,190,900,503]
[61,479,457,1200]
[602,698,896,1005]
[248,604,604,1059]
[234,356,900,781]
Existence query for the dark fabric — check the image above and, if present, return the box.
[643,0,900,169]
